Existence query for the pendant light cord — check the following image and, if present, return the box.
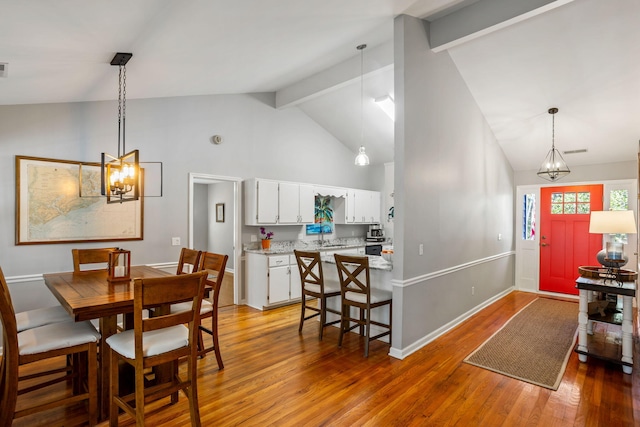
[358,44,366,148]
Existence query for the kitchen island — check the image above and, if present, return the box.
[245,240,392,311]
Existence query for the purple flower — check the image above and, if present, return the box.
[260,227,274,240]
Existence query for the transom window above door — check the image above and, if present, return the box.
[550,191,591,214]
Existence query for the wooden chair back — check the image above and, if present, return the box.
[0,267,20,420]
[334,254,371,302]
[294,250,341,340]
[294,250,325,293]
[177,248,202,275]
[196,251,228,365]
[135,271,207,341]
[72,247,118,272]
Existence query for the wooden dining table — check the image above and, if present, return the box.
[43,265,173,421]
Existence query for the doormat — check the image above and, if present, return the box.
[464,298,578,390]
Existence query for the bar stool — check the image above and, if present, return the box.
[334,254,392,357]
[294,250,341,340]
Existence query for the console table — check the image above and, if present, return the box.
[575,276,636,374]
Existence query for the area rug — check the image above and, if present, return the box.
[464,298,578,390]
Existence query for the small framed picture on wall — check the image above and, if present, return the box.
[216,203,225,222]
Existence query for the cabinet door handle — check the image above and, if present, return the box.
[541,243,549,247]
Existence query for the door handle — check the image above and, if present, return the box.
[541,243,549,247]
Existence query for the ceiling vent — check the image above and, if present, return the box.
[0,63,7,78]
[563,149,587,155]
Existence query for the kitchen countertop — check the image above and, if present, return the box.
[320,253,393,271]
[244,239,393,271]
[244,238,391,255]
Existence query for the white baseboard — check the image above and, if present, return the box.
[388,287,515,359]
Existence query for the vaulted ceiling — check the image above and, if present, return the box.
[1,0,638,171]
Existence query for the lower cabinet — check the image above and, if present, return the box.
[247,253,301,310]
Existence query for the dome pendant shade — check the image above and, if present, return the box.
[355,145,370,166]
[537,107,570,182]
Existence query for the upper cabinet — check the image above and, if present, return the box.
[340,189,381,224]
[278,182,314,224]
[245,179,278,225]
[244,178,380,226]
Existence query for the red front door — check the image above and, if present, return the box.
[539,185,603,295]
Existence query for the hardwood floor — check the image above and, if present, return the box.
[9,291,640,426]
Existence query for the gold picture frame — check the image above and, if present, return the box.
[216,203,225,223]
[15,155,144,245]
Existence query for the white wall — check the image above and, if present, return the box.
[0,92,375,276]
[193,184,209,252]
[392,15,515,356]
[208,182,235,269]
[0,92,377,334]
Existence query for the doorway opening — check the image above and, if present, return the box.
[516,179,637,296]
[188,173,243,305]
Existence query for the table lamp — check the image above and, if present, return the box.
[589,210,637,268]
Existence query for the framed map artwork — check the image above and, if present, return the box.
[15,156,143,245]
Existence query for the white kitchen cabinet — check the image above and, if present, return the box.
[244,178,279,225]
[246,253,302,310]
[245,179,314,225]
[246,178,380,226]
[278,183,315,224]
[343,189,381,224]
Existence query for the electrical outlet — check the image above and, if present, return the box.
[472,286,475,295]
[171,237,181,246]
[250,235,257,242]
[419,244,424,255]
[498,233,502,241]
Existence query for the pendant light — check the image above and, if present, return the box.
[354,44,370,166]
[101,52,140,204]
[537,107,570,182]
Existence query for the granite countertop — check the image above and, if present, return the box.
[244,238,391,255]
[320,253,393,271]
[244,238,393,271]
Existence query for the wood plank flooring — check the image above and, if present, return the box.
[9,291,640,426]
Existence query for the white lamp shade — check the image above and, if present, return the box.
[589,210,637,234]
[355,146,370,166]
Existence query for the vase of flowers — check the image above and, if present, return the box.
[260,227,274,250]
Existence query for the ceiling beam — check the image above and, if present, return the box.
[275,41,393,109]
[428,0,576,52]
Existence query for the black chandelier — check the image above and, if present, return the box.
[101,52,140,204]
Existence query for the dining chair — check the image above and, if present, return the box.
[170,252,228,367]
[0,266,101,426]
[294,250,341,340]
[334,254,392,357]
[72,247,118,272]
[177,247,203,275]
[106,271,207,426]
